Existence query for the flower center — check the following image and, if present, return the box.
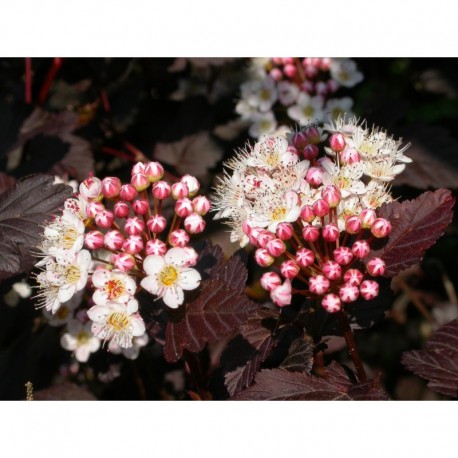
[260,88,271,101]
[302,106,315,118]
[159,266,179,286]
[76,331,91,345]
[63,228,79,249]
[55,306,70,320]
[358,141,378,156]
[105,279,125,300]
[271,206,287,221]
[66,265,81,284]
[265,152,280,166]
[107,312,130,332]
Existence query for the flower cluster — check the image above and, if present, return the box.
[213,117,411,312]
[236,58,364,139]
[34,162,210,358]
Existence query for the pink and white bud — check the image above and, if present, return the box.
[145,239,167,256]
[131,173,150,192]
[302,144,319,160]
[322,224,340,242]
[269,68,283,82]
[371,218,392,238]
[280,260,300,279]
[329,133,346,152]
[242,219,254,237]
[270,279,292,307]
[254,248,275,267]
[360,209,377,229]
[192,195,211,215]
[125,217,145,236]
[321,185,341,208]
[305,126,321,144]
[123,235,143,255]
[181,175,200,197]
[144,161,164,182]
[175,198,193,218]
[95,210,114,229]
[266,238,286,257]
[101,176,121,198]
[300,205,315,223]
[343,268,364,286]
[260,272,282,292]
[132,199,149,215]
[86,201,105,218]
[296,248,315,268]
[283,64,297,79]
[345,216,362,234]
[168,229,190,248]
[302,224,320,242]
[113,201,130,218]
[146,215,167,233]
[340,147,360,164]
[292,132,308,149]
[257,230,276,249]
[366,257,386,276]
[315,81,328,96]
[171,182,189,199]
[119,184,138,202]
[301,81,314,93]
[333,247,353,265]
[321,294,342,313]
[184,213,206,234]
[248,227,262,247]
[352,240,371,259]
[84,230,104,250]
[309,275,330,295]
[182,246,199,267]
[131,162,146,175]
[306,167,323,187]
[320,58,331,71]
[322,260,342,280]
[327,79,339,93]
[114,252,135,272]
[360,280,379,300]
[152,181,171,200]
[104,230,125,250]
[276,222,294,241]
[312,199,330,217]
[339,283,360,303]
[79,175,102,200]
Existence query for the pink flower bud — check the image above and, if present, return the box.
[119,184,138,202]
[321,185,341,208]
[315,81,328,96]
[255,248,275,267]
[301,81,314,93]
[184,213,206,234]
[270,280,292,307]
[123,235,143,255]
[113,201,130,218]
[345,216,362,234]
[366,257,386,276]
[114,252,135,272]
[305,126,321,144]
[95,210,114,229]
[287,145,299,156]
[260,272,282,292]
[321,294,342,313]
[131,173,150,192]
[104,230,124,250]
[145,239,167,256]
[340,147,360,164]
[181,175,200,197]
[300,205,315,223]
[360,208,377,229]
[168,229,190,247]
[276,222,294,241]
[86,201,105,218]
[312,199,330,217]
[322,224,340,242]
[333,247,353,265]
[352,240,370,259]
[322,260,342,280]
[330,133,346,152]
[339,283,360,303]
[302,144,319,160]
[180,246,198,267]
[257,230,276,249]
[131,199,148,215]
[306,167,323,187]
[175,198,193,217]
[282,57,294,65]
[327,79,339,93]
[131,162,146,175]
[343,268,364,286]
[171,182,189,199]
[302,224,320,242]
[144,161,164,182]
[146,215,167,233]
[101,177,121,198]
[84,230,104,250]
[266,238,286,257]
[248,227,262,247]
[296,248,315,268]
[305,65,318,79]
[371,218,392,238]
[292,132,309,149]
[360,280,379,300]
[125,217,145,236]
[152,181,171,200]
[309,275,330,295]
[242,220,254,237]
[192,195,211,215]
[79,175,102,200]
[269,68,283,81]
[283,64,297,79]
[280,260,300,279]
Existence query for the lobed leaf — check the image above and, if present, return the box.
[280,333,314,374]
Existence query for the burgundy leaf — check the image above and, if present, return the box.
[0,174,73,279]
[402,318,458,398]
[0,172,16,195]
[367,189,455,277]
[280,333,314,374]
[164,250,258,363]
[34,383,96,400]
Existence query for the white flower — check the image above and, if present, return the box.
[235,99,258,120]
[363,158,406,182]
[43,289,83,326]
[329,59,363,88]
[240,78,277,112]
[324,97,354,122]
[248,135,298,168]
[248,111,278,138]
[287,93,324,125]
[140,247,202,309]
[277,81,300,106]
[109,332,149,360]
[60,320,101,362]
[92,269,136,305]
[64,195,89,220]
[361,181,393,209]
[321,158,366,198]
[87,298,145,349]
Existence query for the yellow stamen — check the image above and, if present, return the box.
[159,266,179,286]
[271,207,287,221]
[66,266,81,284]
[63,228,79,249]
[76,331,91,345]
[105,279,125,300]
[107,312,130,332]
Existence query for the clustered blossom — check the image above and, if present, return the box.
[236,58,364,139]
[213,117,411,313]
[34,162,209,357]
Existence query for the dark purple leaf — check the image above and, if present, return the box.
[280,333,314,374]
[402,318,458,398]
[34,383,96,400]
[0,172,16,195]
[367,189,455,277]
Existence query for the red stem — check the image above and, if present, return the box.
[25,58,32,104]
[101,146,136,162]
[38,57,62,106]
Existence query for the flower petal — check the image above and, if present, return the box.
[87,305,110,323]
[92,269,111,288]
[165,247,189,267]
[178,268,201,291]
[163,287,184,308]
[131,315,146,336]
[140,275,160,295]
[143,255,165,275]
